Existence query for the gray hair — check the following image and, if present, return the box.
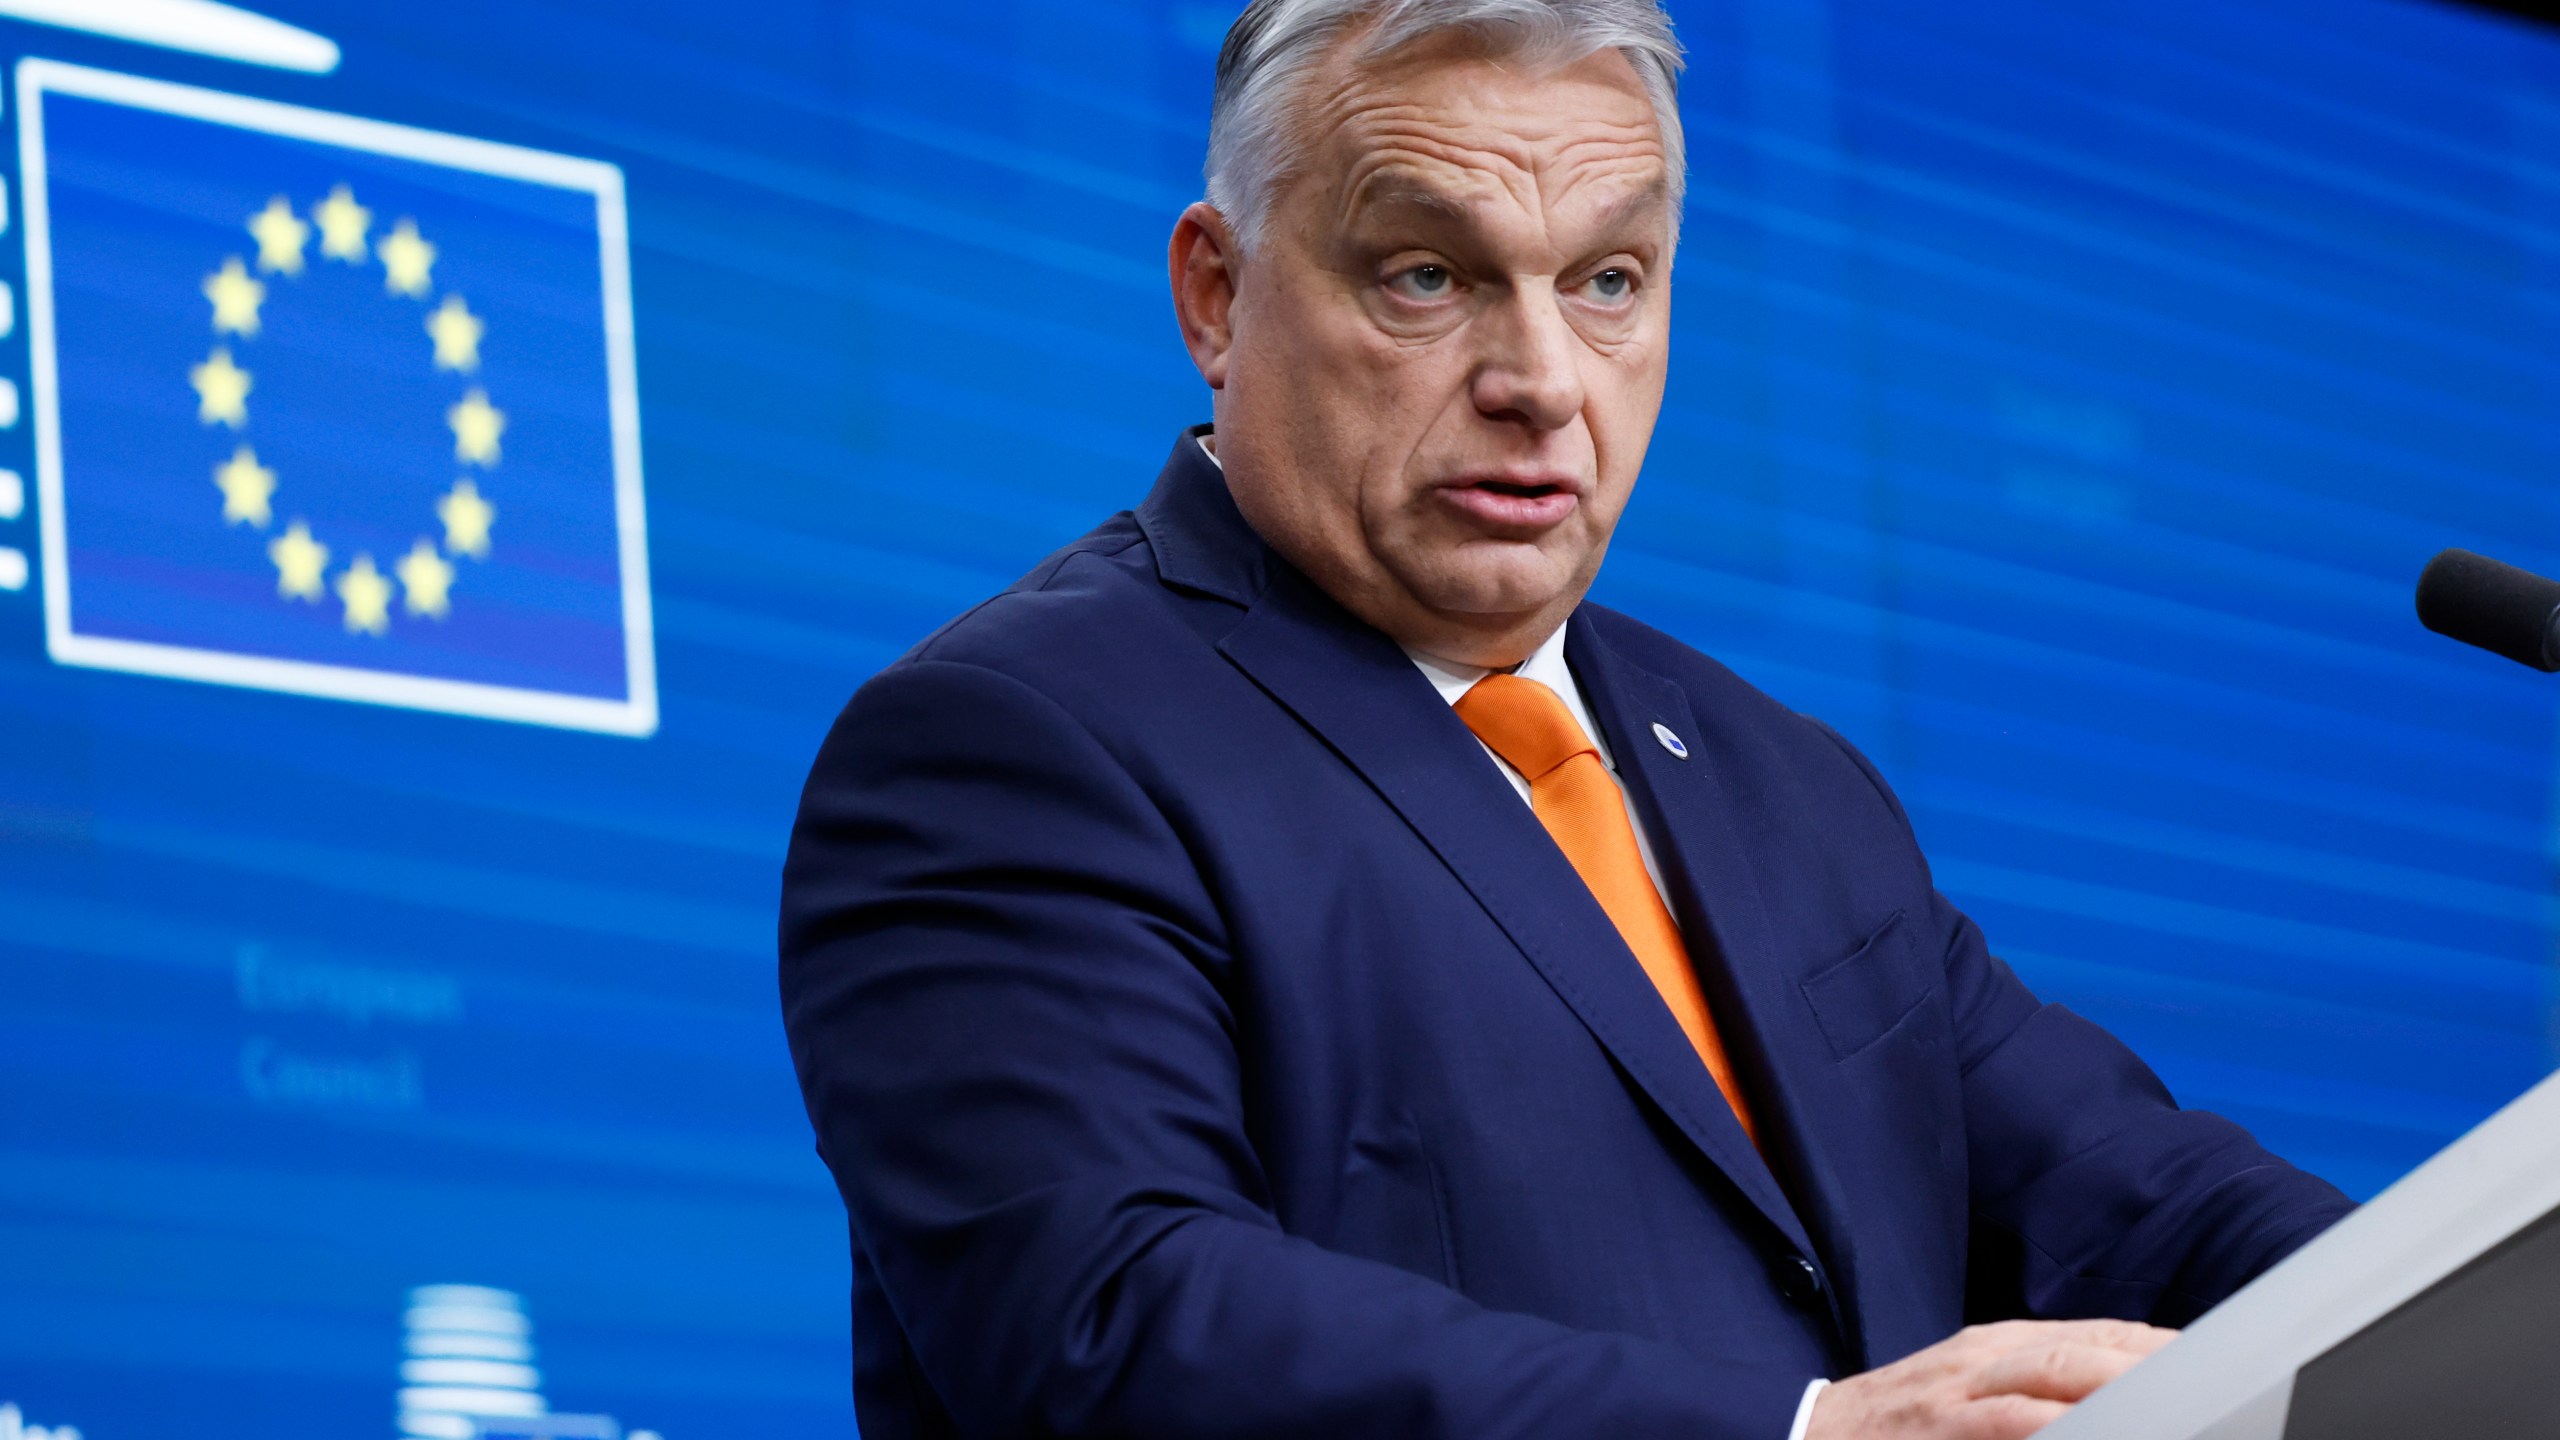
[1204,0,1686,255]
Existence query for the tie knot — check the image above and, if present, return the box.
[1453,673,1597,782]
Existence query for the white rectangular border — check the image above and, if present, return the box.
[17,58,657,737]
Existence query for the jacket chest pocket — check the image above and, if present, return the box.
[1325,1115,1458,1288]
[1798,909,1941,1060]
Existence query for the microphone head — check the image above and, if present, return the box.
[2416,549,2560,672]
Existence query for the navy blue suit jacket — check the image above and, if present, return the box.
[779,432,2351,1439]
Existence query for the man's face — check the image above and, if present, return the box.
[1190,36,1673,665]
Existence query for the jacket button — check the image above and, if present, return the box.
[1775,1254,1823,1307]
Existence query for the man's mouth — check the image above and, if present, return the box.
[1436,474,1584,532]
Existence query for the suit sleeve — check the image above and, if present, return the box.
[780,658,1810,1440]
[1806,719,2356,1328]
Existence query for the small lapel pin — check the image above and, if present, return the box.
[1652,722,1689,759]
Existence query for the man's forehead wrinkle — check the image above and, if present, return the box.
[1335,142,1666,254]
[1542,155,1669,224]
[1327,110,1539,233]
[1353,176,1471,221]
[1340,145,1534,219]
[1330,95,1654,165]
[1328,97,1544,183]
[1287,41,1674,262]
[1332,122,1660,216]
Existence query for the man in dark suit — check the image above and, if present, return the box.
[779,2,2354,1436]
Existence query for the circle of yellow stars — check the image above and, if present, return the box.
[196,183,504,636]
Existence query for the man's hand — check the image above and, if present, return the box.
[1805,1319,2176,1440]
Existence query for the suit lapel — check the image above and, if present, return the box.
[1568,616,1883,1365]
[1217,567,1815,1261]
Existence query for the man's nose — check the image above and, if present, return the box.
[1470,284,1585,432]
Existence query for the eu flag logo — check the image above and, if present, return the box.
[19,61,656,735]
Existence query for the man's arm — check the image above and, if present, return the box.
[1800,904,2346,1438]
[1791,721,2351,1440]
[778,657,1809,1440]
[1806,719,2355,1325]
[1944,891,2355,1326]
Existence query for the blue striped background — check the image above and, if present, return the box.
[0,0,2553,1434]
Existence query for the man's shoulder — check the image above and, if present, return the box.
[843,504,1239,730]
[901,509,1164,670]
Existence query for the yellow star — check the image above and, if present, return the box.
[313,184,371,263]
[203,257,266,336]
[437,478,495,558]
[213,445,275,527]
[380,218,436,298]
[426,294,484,372]
[190,346,252,427]
[448,388,504,467]
[397,538,456,617]
[248,196,308,276]
[268,520,328,600]
[336,552,392,635]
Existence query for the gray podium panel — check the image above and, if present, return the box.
[2284,1202,2560,1438]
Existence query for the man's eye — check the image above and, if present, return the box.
[1584,268,1635,302]
[1387,264,1454,300]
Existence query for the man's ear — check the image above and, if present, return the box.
[1170,202,1240,390]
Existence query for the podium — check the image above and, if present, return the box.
[2040,1067,2560,1439]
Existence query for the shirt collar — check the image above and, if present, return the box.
[1403,626,1615,770]
[1402,625,1570,705]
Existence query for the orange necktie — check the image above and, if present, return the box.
[1454,674,1759,1144]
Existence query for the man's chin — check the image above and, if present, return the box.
[1401,556,1589,627]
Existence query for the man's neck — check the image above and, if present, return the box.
[1386,607,1576,670]
[1403,622,1564,681]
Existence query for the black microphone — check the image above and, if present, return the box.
[2416,549,2560,672]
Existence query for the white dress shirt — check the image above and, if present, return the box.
[1197,437,1831,1438]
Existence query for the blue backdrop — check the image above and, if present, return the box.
[1,1,2556,1436]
